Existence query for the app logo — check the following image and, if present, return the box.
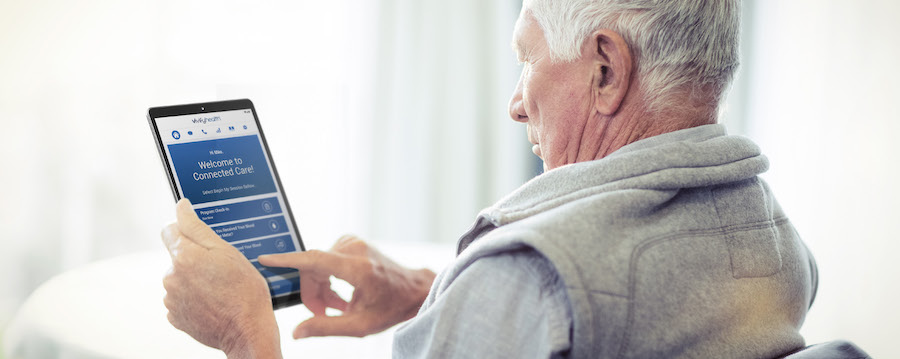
[171,130,181,140]
[228,126,235,131]
[262,201,273,213]
[268,219,279,232]
[275,238,287,251]
[243,125,248,130]
[187,131,193,136]
[201,129,208,134]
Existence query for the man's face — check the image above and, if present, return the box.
[508,10,596,171]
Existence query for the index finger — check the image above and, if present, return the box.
[258,250,364,284]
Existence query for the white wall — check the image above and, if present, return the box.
[736,1,900,356]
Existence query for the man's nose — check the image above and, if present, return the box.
[508,76,527,123]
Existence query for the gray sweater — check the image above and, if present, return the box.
[396,124,817,358]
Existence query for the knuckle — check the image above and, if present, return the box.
[165,236,182,255]
[335,235,356,245]
[345,239,367,252]
[162,272,179,292]
[161,222,178,237]
[163,294,174,310]
[333,235,364,251]
[172,252,187,269]
[356,258,376,278]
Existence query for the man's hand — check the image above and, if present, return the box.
[162,199,282,359]
[258,235,436,339]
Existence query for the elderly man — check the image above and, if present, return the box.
[162,0,817,358]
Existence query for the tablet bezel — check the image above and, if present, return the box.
[147,98,304,309]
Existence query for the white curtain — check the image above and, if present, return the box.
[365,0,530,244]
[0,0,529,336]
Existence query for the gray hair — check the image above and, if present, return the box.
[527,0,741,115]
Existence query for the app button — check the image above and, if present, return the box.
[171,130,181,140]
[243,125,248,130]
[275,238,287,251]
[187,131,193,136]
[262,201,273,213]
[268,219,279,232]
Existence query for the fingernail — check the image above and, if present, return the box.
[293,328,307,339]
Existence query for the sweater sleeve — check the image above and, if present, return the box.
[392,248,572,359]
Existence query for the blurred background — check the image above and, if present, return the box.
[0,0,898,357]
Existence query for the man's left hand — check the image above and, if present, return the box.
[162,199,282,359]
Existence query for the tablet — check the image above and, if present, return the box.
[148,99,304,309]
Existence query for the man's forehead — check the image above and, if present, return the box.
[511,10,536,54]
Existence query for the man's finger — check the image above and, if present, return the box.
[293,315,370,339]
[161,222,182,260]
[323,290,349,312]
[175,198,221,249]
[258,251,363,284]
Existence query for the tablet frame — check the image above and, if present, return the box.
[147,98,305,309]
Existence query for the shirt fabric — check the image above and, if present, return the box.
[393,124,817,359]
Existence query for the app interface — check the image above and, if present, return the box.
[156,109,301,299]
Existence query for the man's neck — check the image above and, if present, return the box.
[574,103,716,162]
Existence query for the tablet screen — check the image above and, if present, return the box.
[149,101,303,307]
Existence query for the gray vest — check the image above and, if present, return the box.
[451,125,817,358]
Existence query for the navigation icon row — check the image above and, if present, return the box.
[171,124,250,140]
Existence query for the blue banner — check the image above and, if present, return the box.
[212,216,289,243]
[195,197,282,225]
[232,235,296,260]
[168,135,277,204]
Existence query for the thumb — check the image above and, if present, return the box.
[293,315,369,339]
[175,198,221,249]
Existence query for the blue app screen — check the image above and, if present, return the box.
[156,109,301,299]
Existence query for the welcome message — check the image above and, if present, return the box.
[193,155,256,181]
[169,135,277,204]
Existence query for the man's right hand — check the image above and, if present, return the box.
[258,235,436,339]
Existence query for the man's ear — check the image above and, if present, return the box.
[589,29,633,116]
